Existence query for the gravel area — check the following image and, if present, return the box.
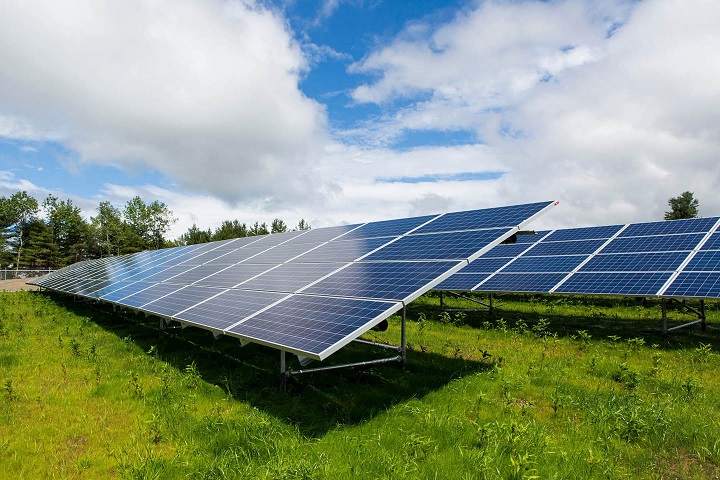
[0,278,40,292]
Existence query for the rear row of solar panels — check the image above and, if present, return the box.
[31,201,556,360]
[437,216,720,298]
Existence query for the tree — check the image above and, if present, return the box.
[178,224,212,245]
[249,221,269,236]
[91,201,125,257]
[664,191,699,220]
[123,196,176,250]
[213,220,248,241]
[0,191,40,271]
[294,219,311,231]
[271,218,288,234]
[43,195,89,266]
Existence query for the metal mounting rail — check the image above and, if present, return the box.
[280,306,408,388]
[661,298,706,334]
[440,291,494,313]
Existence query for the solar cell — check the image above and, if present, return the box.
[435,273,490,291]
[414,201,553,233]
[501,255,588,273]
[192,263,274,288]
[683,250,720,271]
[283,224,360,244]
[227,295,401,359]
[461,257,515,273]
[100,281,156,302]
[341,215,436,240]
[176,289,287,331]
[579,252,688,272]
[601,234,704,253]
[544,225,623,241]
[525,239,606,257]
[160,264,231,285]
[555,272,671,296]
[240,262,345,293]
[479,273,569,293]
[619,217,717,237]
[120,283,184,308]
[365,229,510,261]
[700,233,720,251]
[663,272,720,298]
[291,236,393,263]
[302,261,463,301]
[142,285,225,317]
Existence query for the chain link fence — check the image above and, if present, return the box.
[1,269,54,291]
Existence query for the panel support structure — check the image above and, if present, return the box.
[280,306,408,387]
[662,298,707,334]
[439,291,494,313]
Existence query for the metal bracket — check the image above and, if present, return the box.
[662,298,707,334]
[280,306,408,388]
[440,291,494,313]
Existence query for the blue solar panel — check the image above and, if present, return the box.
[435,273,490,291]
[601,234,704,253]
[555,272,671,296]
[365,229,510,261]
[228,295,401,358]
[663,272,720,298]
[700,233,720,251]
[120,283,184,308]
[283,224,361,244]
[240,262,345,293]
[192,263,274,288]
[579,252,688,272]
[32,201,555,360]
[526,239,606,256]
[303,261,462,301]
[481,242,538,258]
[142,285,225,317]
[100,281,156,302]
[414,201,553,233]
[502,255,588,273]
[545,225,623,241]
[619,217,717,237]
[515,230,550,243]
[341,215,436,239]
[462,257,515,273]
[684,250,720,271]
[480,273,569,293]
[176,289,287,331]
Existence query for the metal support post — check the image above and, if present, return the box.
[489,293,494,314]
[401,306,407,369]
[700,299,707,331]
[662,299,668,335]
[280,350,288,389]
[439,291,444,311]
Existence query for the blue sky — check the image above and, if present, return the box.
[1,0,719,236]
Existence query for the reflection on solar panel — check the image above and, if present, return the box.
[30,201,556,360]
[438,216,720,299]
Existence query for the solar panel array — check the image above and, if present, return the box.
[437,216,720,299]
[30,201,556,360]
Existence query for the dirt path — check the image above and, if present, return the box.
[0,278,40,292]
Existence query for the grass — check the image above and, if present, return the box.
[1,290,719,478]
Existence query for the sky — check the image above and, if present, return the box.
[1,0,719,237]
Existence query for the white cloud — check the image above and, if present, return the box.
[0,0,328,206]
[344,0,720,228]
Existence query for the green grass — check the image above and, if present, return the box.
[1,291,720,478]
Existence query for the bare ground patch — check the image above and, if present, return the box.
[0,278,40,292]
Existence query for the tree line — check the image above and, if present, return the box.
[0,190,309,271]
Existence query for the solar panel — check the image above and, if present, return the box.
[440,216,720,300]
[227,295,402,358]
[30,200,557,360]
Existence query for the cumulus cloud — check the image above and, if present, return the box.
[345,0,720,228]
[0,0,328,206]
